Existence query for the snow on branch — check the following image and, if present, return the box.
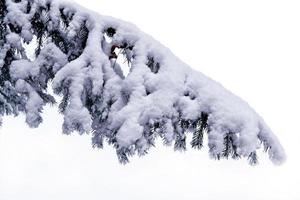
[0,0,285,165]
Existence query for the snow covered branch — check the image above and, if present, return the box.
[0,0,285,165]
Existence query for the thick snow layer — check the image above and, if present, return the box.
[1,0,285,164]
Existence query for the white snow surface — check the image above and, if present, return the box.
[3,0,285,164]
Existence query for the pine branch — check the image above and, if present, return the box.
[248,151,258,166]
[117,148,130,165]
[0,0,285,165]
[222,132,240,160]
[191,112,208,149]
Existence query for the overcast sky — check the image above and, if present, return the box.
[1,0,300,199]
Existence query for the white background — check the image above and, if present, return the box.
[1,0,300,199]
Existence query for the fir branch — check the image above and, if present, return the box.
[117,147,130,165]
[191,112,208,149]
[222,132,240,160]
[248,151,258,166]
